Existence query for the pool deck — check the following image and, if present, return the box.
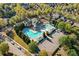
[22,22,55,42]
[38,32,64,55]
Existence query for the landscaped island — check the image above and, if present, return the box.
[0,3,79,56]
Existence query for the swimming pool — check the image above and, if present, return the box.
[22,28,43,40]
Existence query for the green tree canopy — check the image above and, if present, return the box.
[57,21,65,30]
[72,26,79,34]
[9,15,21,25]
[0,42,9,55]
[28,41,39,53]
[59,34,77,48]
[14,4,27,17]
[65,22,72,33]
[68,49,78,56]
[0,51,3,56]
[0,18,7,27]
[59,35,68,45]
[69,34,77,42]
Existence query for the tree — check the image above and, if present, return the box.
[59,34,77,48]
[44,7,52,15]
[59,35,68,45]
[0,18,7,28]
[14,25,20,33]
[0,9,4,17]
[9,17,16,25]
[72,26,79,39]
[0,4,16,18]
[34,9,41,16]
[65,22,72,33]
[14,4,27,18]
[28,41,40,53]
[9,15,21,25]
[29,3,35,8]
[4,10,15,18]
[68,49,78,56]
[14,23,25,34]
[39,50,48,56]
[57,21,65,30]
[18,31,30,44]
[0,51,3,56]
[6,31,14,39]
[0,42,9,55]
[69,34,77,42]
[54,5,62,13]
[22,34,30,44]
[72,26,79,34]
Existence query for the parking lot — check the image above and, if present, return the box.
[38,31,64,55]
[7,41,26,56]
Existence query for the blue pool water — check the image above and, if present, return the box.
[22,28,43,39]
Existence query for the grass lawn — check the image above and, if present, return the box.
[12,29,31,56]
